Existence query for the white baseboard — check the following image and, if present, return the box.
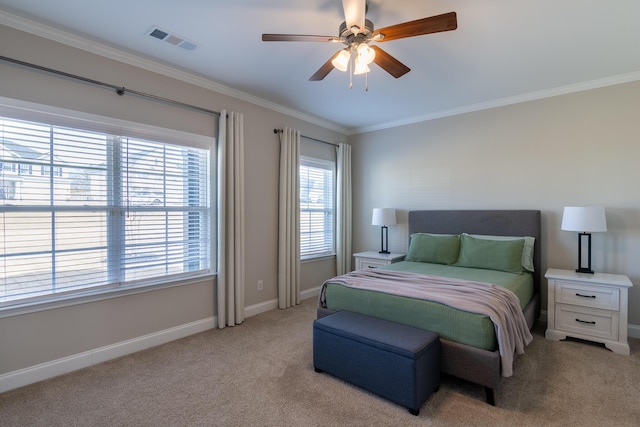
[0,287,323,393]
[243,286,321,318]
[244,299,278,317]
[301,286,322,301]
[0,316,215,393]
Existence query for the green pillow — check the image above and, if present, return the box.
[468,234,536,272]
[406,233,460,265]
[454,234,524,274]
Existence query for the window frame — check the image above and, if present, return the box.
[0,98,216,318]
[299,155,336,260]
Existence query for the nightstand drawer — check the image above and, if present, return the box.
[555,304,619,340]
[353,252,405,270]
[555,281,619,311]
[356,258,388,269]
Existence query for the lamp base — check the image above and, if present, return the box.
[378,225,390,255]
[576,233,595,274]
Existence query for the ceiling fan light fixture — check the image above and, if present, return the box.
[263,4,458,90]
[332,49,351,72]
[356,43,375,64]
[353,61,370,75]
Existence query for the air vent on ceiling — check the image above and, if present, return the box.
[146,26,199,51]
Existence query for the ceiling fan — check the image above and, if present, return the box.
[262,0,457,83]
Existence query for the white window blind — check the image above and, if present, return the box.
[1,115,211,307]
[300,157,335,259]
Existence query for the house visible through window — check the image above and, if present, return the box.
[0,114,212,307]
[299,156,335,259]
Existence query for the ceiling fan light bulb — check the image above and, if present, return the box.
[332,49,351,72]
[357,43,376,64]
[353,61,370,75]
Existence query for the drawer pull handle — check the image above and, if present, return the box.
[367,265,377,269]
[575,293,596,299]
[575,318,596,325]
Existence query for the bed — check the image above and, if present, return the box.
[317,210,541,405]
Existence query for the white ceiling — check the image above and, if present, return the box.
[1,0,640,134]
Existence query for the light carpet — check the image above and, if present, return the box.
[1,298,639,426]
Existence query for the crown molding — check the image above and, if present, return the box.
[354,71,640,134]
[4,9,639,137]
[0,9,350,135]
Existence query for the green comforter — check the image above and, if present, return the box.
[322,261,534,351]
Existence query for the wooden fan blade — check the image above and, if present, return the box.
[262,34,338,42]
[309,52,341,81]
[371,46,410,78]
[373,11,457,42]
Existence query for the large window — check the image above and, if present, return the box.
[299,157,335,259]
[1,113,212,308]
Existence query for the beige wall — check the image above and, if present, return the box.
[3,17,639,383]
[349,82,640,327]
[0,24,343,377]
[0,280,214,373]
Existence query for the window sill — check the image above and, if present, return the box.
[0,273,216,319]
[301,254,336,264]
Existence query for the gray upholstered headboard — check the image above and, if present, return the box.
[408,210,542,295]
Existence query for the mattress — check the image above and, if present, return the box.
[322,261,534,351]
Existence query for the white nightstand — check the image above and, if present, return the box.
[545,268,633,355]
[353,251,405,270]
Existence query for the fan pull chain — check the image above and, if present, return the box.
[349,52,353,89]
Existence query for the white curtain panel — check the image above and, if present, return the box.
[336,142,352,275]
[278,127,300,309]
[217,110,246,328]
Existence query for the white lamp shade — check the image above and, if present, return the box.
[372,208,397,226]
[331,49,351,72]
[353,61,370,75]
[561,206,607,232]
[357,43,376,64]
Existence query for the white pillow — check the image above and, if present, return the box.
[466,233,535,272]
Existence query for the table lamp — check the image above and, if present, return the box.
[561,206,607,274]
[372,208,397,254]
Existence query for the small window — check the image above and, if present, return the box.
[299,156,335,259]
[18,163,32,175]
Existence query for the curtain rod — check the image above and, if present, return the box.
[273,128,339,147]
[0,55,220,117]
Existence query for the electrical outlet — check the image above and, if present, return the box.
[257,280,264,291]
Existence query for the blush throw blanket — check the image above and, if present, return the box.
[320,269,533,377]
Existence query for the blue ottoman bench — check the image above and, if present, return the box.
[313,310,440,415]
